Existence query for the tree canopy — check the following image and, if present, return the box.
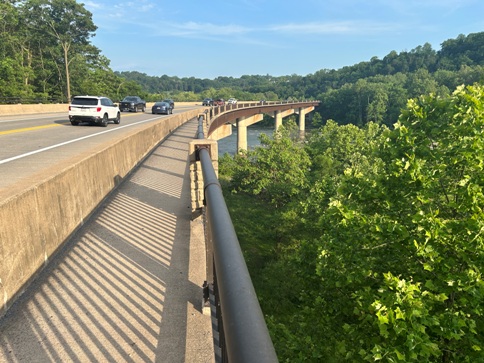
[1,1,484,118]
[221,84,484,362]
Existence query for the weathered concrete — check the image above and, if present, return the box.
[236,114,263,152]
[0,102,199,117]
[0,118,214,362]
[0,103,68,116]
[0,108,203,316]
[189,139,219,212]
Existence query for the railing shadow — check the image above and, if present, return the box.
[0,120,213,362]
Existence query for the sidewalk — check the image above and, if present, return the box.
[0,119,214,362]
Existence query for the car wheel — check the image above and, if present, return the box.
[114,112,121,124]
[71,120,79,126]
[101,114,108,127]
[142,106,146,112]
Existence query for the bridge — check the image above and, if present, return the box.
[0,100,318,362]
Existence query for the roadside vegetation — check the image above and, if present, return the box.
[2,0,484,129]
[3,2,484,360]
[220,84,484,362]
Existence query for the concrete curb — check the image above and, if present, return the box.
[0,102,200,117]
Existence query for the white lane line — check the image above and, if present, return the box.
[0,117,162,165]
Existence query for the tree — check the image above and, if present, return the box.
[223,85,484,362]
[228,122,311,208]
[299,85,484,361]
[22,0,98,101]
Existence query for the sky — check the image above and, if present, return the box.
[83,0,484,80]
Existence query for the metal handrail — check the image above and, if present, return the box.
[197,116,278,363]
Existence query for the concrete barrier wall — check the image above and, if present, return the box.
[0,103,68,116]
[0,102,199,116]
[0,107,204,316]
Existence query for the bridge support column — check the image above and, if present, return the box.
[235,114,263,153]
[298,107,306,132]
[298,107,306,140]
[297,106,314,139]
[275,110,282,130]
[237,118,248,152]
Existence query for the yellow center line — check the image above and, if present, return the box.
[0,123,66,135]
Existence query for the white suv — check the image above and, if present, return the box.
[69,96,121,127]
[227,98,237,105]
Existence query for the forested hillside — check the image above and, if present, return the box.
[4,1,484,361]
[119,32,484,126]
[2,0,483,129]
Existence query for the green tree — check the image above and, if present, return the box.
[228,122,311,208]
[300,85,484,361]
[22,0,98,101]
[222,84,484,362]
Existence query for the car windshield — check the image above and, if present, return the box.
[123,97,137,101]
[71,98,98,106]
[163,99,172,103]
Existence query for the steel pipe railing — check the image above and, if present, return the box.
[196,116,278,363]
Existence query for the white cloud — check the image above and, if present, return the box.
[168,22,251,36]
[268,21,396,35]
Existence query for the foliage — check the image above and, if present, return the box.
[0,0,130,102]
[2,6,484,116]
[226,122,311,208]
[221,84,484,362]
[118,32,484,127]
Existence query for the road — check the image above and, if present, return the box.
[0,106,199,192]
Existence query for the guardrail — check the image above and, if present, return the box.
[209,100,317,117]
[195,116,279,363]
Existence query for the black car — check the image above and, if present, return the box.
[162,99,175,108]
[202,98,213,106]
[152,101,173,115]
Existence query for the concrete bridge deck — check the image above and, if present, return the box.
[0,118,215,362]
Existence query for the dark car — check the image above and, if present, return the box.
[152,101,173,115]
[119,96,146,112]
[202,98,213,106]
[162,99,175,108]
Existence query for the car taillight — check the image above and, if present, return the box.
[69,106,72,110]
[97,107,102,112]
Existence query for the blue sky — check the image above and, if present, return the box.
[83,0,484,79]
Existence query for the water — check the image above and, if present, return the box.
[217,125,274,156]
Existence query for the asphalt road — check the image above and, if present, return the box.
[0,106,199,192]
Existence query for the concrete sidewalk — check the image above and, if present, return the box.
[0,119,214,362]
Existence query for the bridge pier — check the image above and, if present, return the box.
[297,106,314,139]
[236,114,263,152]
[275,110,282,130]
[237,118,247,152]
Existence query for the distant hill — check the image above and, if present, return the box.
[116,31,484,99]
